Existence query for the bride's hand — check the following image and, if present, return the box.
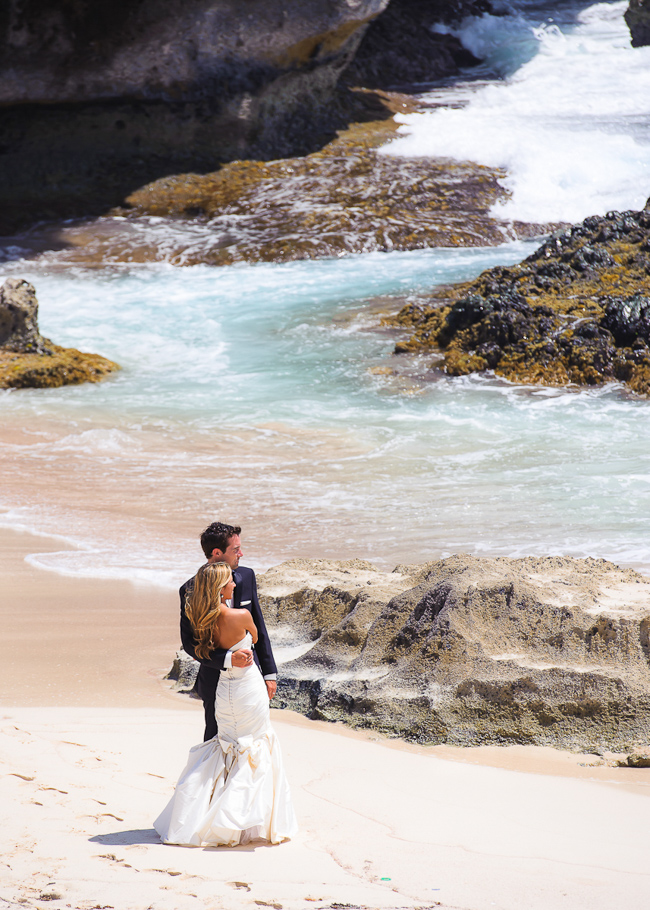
[231,648,253,668]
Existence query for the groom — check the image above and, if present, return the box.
[180,521,277,741]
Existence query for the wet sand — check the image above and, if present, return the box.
[0,527,183,708]
[1,526,650,910]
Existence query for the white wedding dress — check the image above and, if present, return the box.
[154,633,297,846]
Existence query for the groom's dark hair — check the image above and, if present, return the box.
[200,522,242,558]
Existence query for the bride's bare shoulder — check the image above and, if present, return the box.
[215,605,257,648]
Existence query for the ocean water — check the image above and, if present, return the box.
[386,1,650,223]
[1,0,650,587]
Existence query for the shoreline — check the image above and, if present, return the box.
[2,526,650,909]
[3,522,650,784]
[0,526,183,709]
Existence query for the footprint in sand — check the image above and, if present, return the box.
[227,882,251,892]
[95,853,133,869]
[3,724,34,744]
[81,812,125,824]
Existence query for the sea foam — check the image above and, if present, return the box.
[384,1,650,223]
[1,244,650,581]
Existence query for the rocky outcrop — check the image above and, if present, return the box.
[0,278,48,354]
[119,110,543,264]
[0,0,391,230]
[0,0,509,233]
[0,0,387,107]
[618,750,650,767]
[255,556,650,751]
[625,0,650,46]
[0,279,119,389]
[2,0,645,233]
[388,202,650,395]
[344,0,487,89]
[166,650,201,696]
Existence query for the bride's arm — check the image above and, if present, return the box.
[244,609,258,644]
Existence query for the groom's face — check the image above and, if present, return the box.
[212,534,243,570]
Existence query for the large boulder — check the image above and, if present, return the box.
[0,279,47,354]
[0,278,120,389]
[625,0,650,46]
[255,555,650,751]
[344,0,487,89]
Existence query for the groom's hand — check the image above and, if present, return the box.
[266,680,277,700]
[231,648,253,668]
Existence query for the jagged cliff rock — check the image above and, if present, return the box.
[0,0,501,232]
[0,279,119,389]
[0,0,390,229]
[0,0,387,107]
[625,0,650,46]
[344,0,487,88]
[388,202,650,395]
[256,556,650,750]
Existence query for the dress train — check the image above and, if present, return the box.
[154,633,297,846]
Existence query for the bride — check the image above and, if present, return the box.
[154,562,298,846]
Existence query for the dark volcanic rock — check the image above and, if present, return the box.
[0,279,119,389]
[254,556,650,751]
[601,294,650,347]
[388,201,650,394]
[345,0,487,89]
[625,0,650,46]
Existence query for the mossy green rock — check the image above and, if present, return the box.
[121,113,547,264]
[0,343,119,390]
[0,278,119,390]
[389,204,650,394]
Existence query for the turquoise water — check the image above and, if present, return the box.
[2,242,650,585]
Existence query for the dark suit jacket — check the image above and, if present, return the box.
[179,565,277,710]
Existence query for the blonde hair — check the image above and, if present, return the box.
[185,562,232,660]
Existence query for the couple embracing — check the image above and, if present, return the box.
[154,522,298,847]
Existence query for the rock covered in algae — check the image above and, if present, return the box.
[0,279,119,390]
[388,202,650,395]
[120,110,547,265]
[254,556,650,751]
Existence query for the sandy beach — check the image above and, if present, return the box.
[2,527,650,910]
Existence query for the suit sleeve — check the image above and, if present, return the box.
[179,581,230,671]
[249,571,278,677]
